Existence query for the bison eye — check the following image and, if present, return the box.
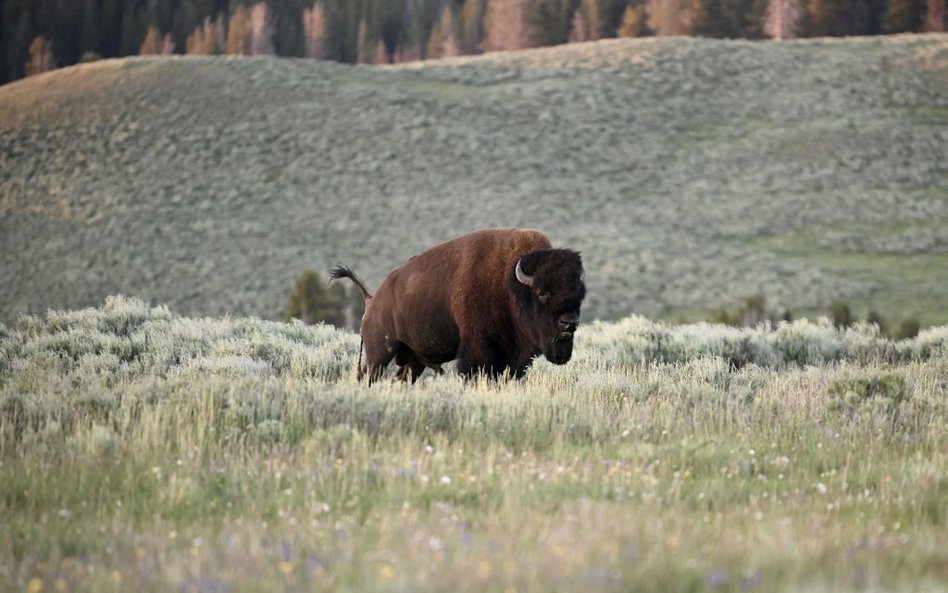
[537,291,550,305]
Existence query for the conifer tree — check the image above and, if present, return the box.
[483,0,528,52]
[805,0,879,36]
[459,0,485,53]
[646,0,693,35]
[79,0,99,57]
[764,0,801,38]
[186,17,217,54]
[923,0,945,30]
[4,10,34,82]
[598,0,634,36]
[226,5,249,54]
[525,0,572,47]
[884,0,927,32]
[26,35,57,76]
[583,0,603,40]
[286,270,341,326]
[569,8,588,41]
[303,1,326,57]
[248,2,276,55]
[119,6,144,56]
[272,0,306,56]
[427,5,460,59]
[617,2,652,36]
[98,0,122,57]
[356,17,371,62]
[140,25,162,54]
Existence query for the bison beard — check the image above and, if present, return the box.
[331,228,586,383]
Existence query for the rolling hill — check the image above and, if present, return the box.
[1,34,946,325]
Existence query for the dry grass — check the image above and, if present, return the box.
[1,296,946,592]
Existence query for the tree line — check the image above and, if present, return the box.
[2,0,944,85]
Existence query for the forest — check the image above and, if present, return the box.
[2,0,945,85]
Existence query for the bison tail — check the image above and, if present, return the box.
[329,266,373,301]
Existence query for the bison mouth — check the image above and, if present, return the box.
[545,332,575,365]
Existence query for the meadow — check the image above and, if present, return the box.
[2,296,946,592]
[2,34,947,326]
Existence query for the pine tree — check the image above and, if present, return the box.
[805,0,877,36]
[922,0,945,30]
[764,0,801,38]
[79,0,99,57]
[226,5,249,54]
[4,8,34,82]
[356,17,371,62]
[525,0,572,47]
[427,5,460,59]
[408,0,440,59]
[119,6,144,56]
[884,0,927,32]
[583,0,602,40]
[286,270,346,326]
[482,0,528,52]
[140,25,162,54]
[598,0,634,37]
[646,0,694,35]
[459,0,485,53]
[375,0,404,60]
[248,2,275,55]
[691,0,766,37]
[26,35,57,76]
[186,17,217,54]
[617,2,652,36]
[568,8,587,41]
[272,0,306,56]
[98,0,122,56]
[303,1,326,57]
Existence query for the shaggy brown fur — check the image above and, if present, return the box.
[331,228,585,382]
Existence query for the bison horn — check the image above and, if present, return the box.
[515,259,534,287]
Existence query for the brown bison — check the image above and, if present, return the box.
[330,228,586,382]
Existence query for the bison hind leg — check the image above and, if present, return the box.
[363,341,397,385]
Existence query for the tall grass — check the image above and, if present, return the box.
[1,296,946,592]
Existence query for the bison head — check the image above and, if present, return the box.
[509,249,586,365]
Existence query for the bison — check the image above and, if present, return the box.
[330,228,586,382]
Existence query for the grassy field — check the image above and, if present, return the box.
[1,35,947,326]
[2,296,946,592]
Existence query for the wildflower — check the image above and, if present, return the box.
[478,560,493,578]
[705,568,727,589]
[279,561,294,575]
[378,563,395,580]
[27,578,43,593]
[502,560,516,578]
[440,475,452,485]
[110,571,122,584]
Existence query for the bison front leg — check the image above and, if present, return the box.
[456,339,509,380]
[395,357,426,383]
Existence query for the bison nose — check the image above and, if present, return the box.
[559,314,579,334]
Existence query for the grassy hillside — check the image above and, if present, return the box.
[1,296,947,592]
[1,35,947,325]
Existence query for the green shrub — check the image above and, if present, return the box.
[830,301,852,329]
[285,270,346,327]
[828,369,908,411]
[897,318,920,340]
